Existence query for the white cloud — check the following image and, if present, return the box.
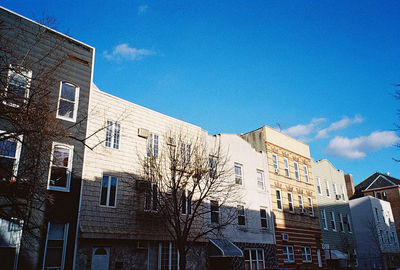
[315,115,363,139]
[103,43,156,61]
[282,118,326,138]
[324,131,400,160]
[138,5,148,15]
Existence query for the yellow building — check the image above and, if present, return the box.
[242,125,325,269]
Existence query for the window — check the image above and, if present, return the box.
[181,143,191,163]
[0,134,22,181]
[159,242,179,270]
[321,210,328,230]
[48,143,73,191]
[260,208,268,228]
[325,180,330,197]
[303,165,309,183]
[376,192,382,199]
[234,163,243,185]
[294,162,299,180]
[43,222,68,270]
[147,133,159,157]
[316,178,322,195]
[339,213,344,232]
[341,185,346,201]
[145,183,158,211]
[386,231,390,244]
[105,121,120,149]
[301,246,312,263]
[375,207,380,221]
[392,232,397,246]
[276,189,282,210]
[57,82,79,122]
[333,183,337,195]
[181,190,192,215]
[346,214,352,232]
[237,205,245,226]
[330,211,336,231]
[381,230,385,243]
[298,195,304,212]
[100,175,118,207]
[288,192,294,212]
[283,158,289,177]
[5,66,32,107]
[382,191,388,200]
[209,157,217,178]
[256,170,264,190]
[283,245,295,263]
[272,153,278,170]
[244,249,265,270]
[210,200,219,223]
[308,197,314,216]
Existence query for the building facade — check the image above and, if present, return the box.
[312,159,357,269]
[242,125,325,269]
[349,196,400,270]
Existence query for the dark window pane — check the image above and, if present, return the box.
[261,219,267,228]
[100,176,108,205]
[260,209,266,218]
[109,177,117,206]
[0,140,17,157]
[238,216,245,226]
[53,147,69,167]
[49,167,67,187]
[58,100,74,119]
[0,157,15,180]
[61,83,76,101]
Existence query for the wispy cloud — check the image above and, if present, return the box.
[103,43,156,61]
[282,118,326,139]
[138,5,148,15]
[324,131,400,160]
[315,115,363,139]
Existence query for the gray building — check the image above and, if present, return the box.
[312,159,357,269]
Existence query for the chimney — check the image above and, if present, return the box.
[344,174,355,199]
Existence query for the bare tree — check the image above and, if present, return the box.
[137,130,240,270]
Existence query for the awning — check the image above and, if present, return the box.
[208,239,243,257]
[325,249,349,260]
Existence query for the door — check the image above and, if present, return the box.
[91,247,110,270]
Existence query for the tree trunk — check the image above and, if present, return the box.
[179,248,187,270]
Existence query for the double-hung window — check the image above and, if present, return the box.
[48,143,73,191]
[5,65,32,107]
[260,208,268,229]
[283,158,290,177]
[341,185,346,201]
[145,183,158,211]
[43,222,68,270]
[210,200,219,224]
[237,205,246,226]
[57,82,79,122]
[276,189,282,210]
[330,211,337,231]
[147,133,159,157]
[209,157,217,178]
[288,192,294,212]
[325,180,330,197]
[294,162,300,180]
[0,134,22,181]
[283,245,295,263]
[303,165,309,183]
[181,143,191,164]
[100,175,118,207]
[105,121,120,149]
[339,213,344,232]
[181,190,192,215]
[301,246,312,262]
[244,249,265,270]
[321,210,328,230]
[159,242,179,270]
[234,163,243,185]
[298,195,304,212]
[256,170,264,190]
[346,214,352,232]
[316,177,322,195]
[308,197,314,216]
[333,183,338,197]
[272,153,278,170]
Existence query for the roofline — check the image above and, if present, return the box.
[362,185,400,193]
[0,6,94,50]
[243,125,310,147]
[313,159,343,173]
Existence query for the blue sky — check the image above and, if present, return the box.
[2,1,400,185]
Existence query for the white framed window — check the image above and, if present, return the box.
[272,153,278,170]
[147,133,159,157]
[276,189,282,210]
[244,248,265,270]
[316,177,322,195]
[0,133,22,181]
[321,210,328,230]
[298,195,304,212]
[4,65,32,107]
[330,211,336,231]
[145,183,158,211]
[288,192,294,213]
[301,246,312,262]
[43,222,68,270]
[181,190,192,215]
[333,183,337,195]
[341,185,346,201]
[294,162,300,180]
[237,205,246,226]
[308,197,314,216]
[339,213,344,232]
[256,170,264,190]
[209,156,217,178]
[158,242,179,270]
[303,165,309,183]
[48,143,73,192]
[283,245,295,263]
[210,200,219,224]
[283,158,290,177]
[105,121,120,149]
[260,208,268,229]
[325,180,330,197]
[56,81,79,122]
[346,214,352,233]
[181,142,191,164]
[100,175,118,207]
[234,163,243,185]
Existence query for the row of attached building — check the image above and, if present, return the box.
[1,6,400,270]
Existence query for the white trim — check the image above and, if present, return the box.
[276,189,283,210]
[283,157,290,177]
[99,175,118,208]
[42,222,69,270]
[4,65,32,108]
[287,192,294,213]
[47,142,74,192]
[316,177,322,195]
[294,161,300,180]
[56,81,80,123]
[272,153,278,169]
[234,163,243,185]
[307,197,314,217]
[330,211,337,231]
[339,213,344,232]
[366,174,396,190]
[303,165,309,183]
[256,169,264,190]
[298,194,304,212]
[325,180,330,197]
[321,210,328,230]
[0,131,23,181]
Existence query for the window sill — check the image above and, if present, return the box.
[56,115,77,123]
[100,204,117,209]
[47,186,70,192]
